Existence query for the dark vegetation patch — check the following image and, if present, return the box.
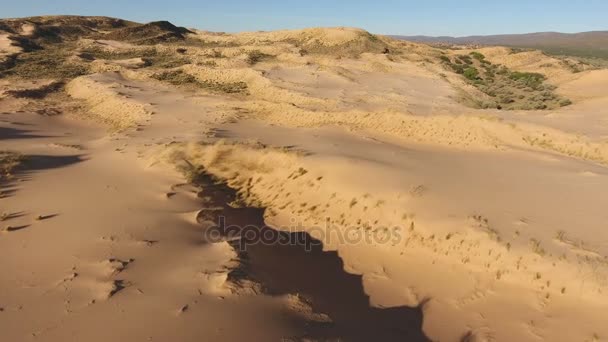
[440,51,572,110]
[151,70,248,94]
[99,21,193,45]
[8,36,42,52]
[5,81,65,99]
[246,50,275,65]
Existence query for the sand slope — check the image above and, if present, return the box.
[2,18,608,342]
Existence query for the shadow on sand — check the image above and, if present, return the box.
[194,172,429,342]
[1,154,86,198]
[0,126,53,140]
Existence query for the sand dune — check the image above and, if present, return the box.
[1,15,608,342]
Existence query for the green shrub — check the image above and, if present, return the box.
[470,51,485,60]
[463,67,479,80]
[450,64,465,74]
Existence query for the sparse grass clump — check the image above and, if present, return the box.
[151,70,248,94]
[151,69,198,85]
[205,50,226,59]
[144,54,191,68]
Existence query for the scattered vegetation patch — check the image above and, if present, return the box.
[440,51,572,110]
[79,46,191,68]
[508,71,546,89]
[285,32,388,57]
[151,70,248,94]
[0,44,89,79]
[151,69,197,85]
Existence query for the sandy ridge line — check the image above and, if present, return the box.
[66,75,151,130]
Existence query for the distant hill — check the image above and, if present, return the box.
[391,31,608,59]
[101,21,193,44]
[0,16,192,46]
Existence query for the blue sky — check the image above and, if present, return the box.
[1,0,607,36]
